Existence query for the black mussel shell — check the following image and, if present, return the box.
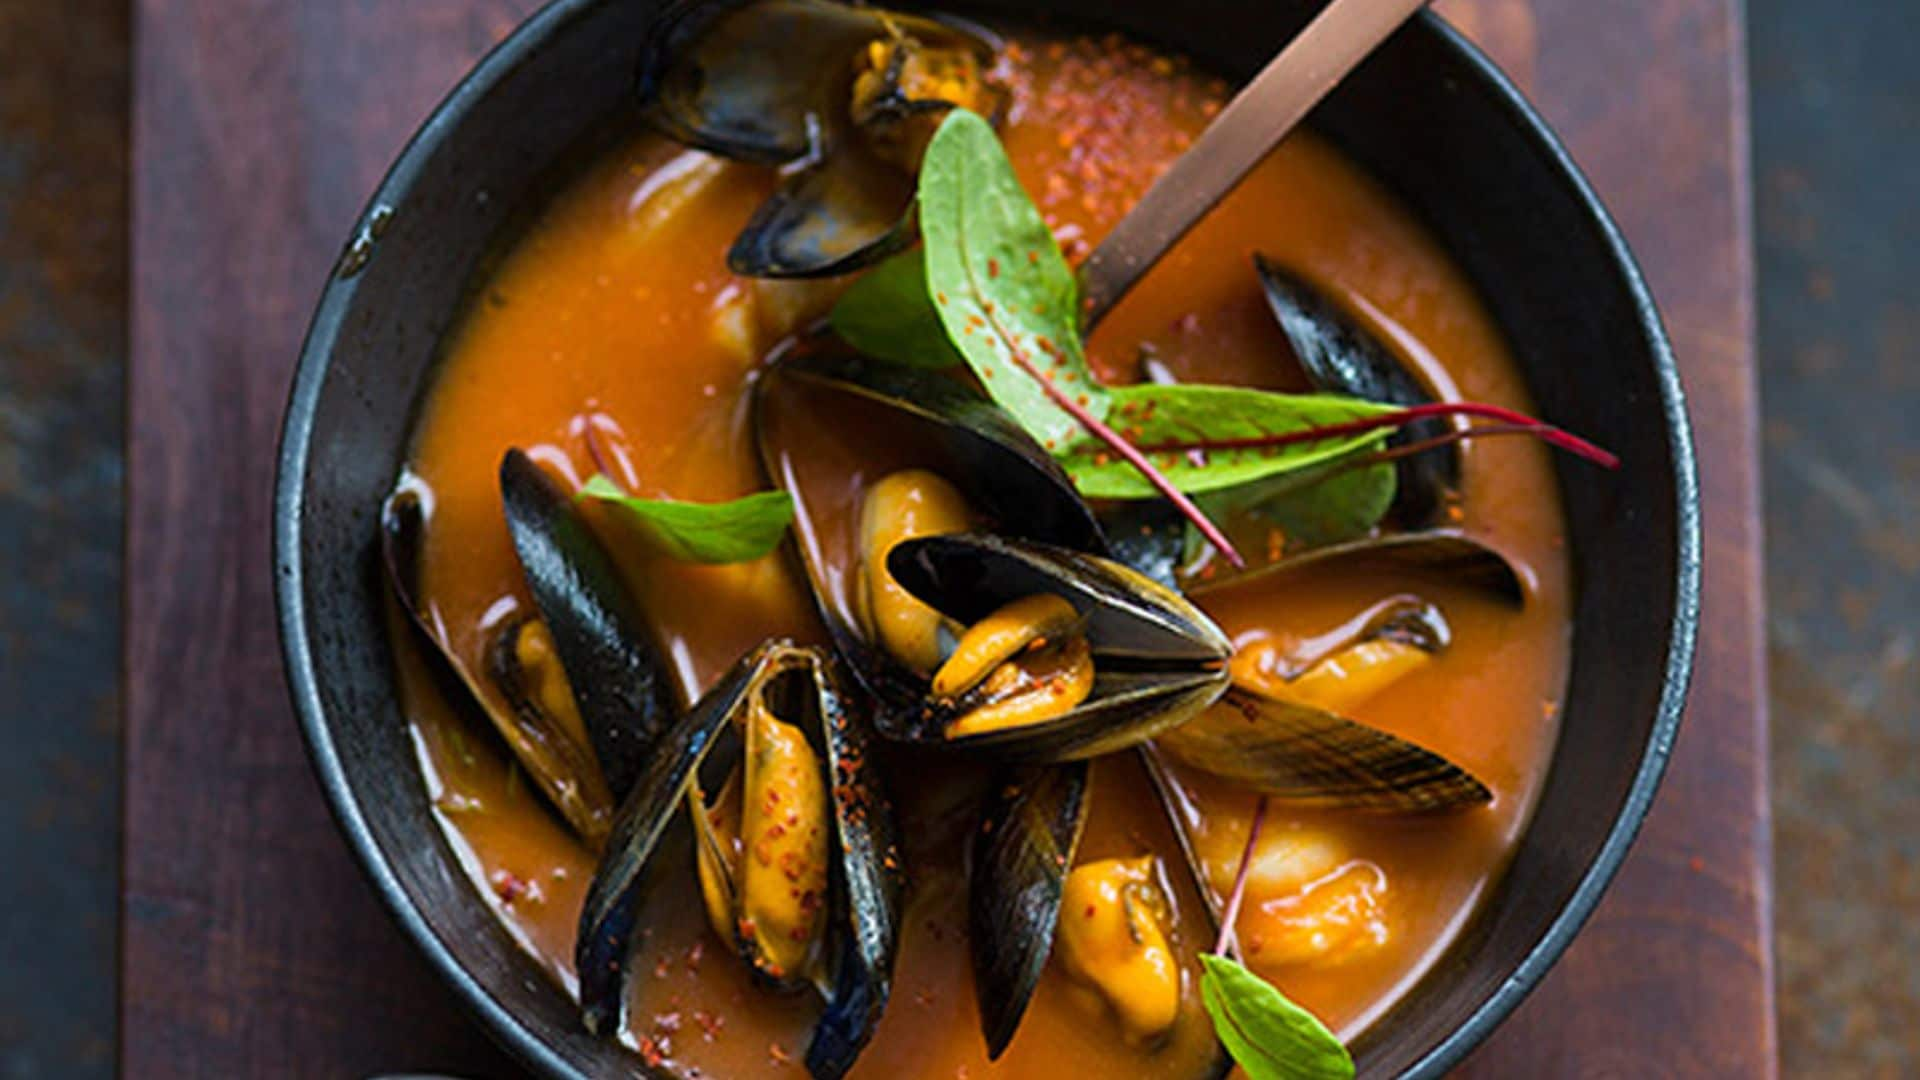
[380,482,617,845]
[728,143,919,278]
[883,533,1232,758]
[1095,499,1187,591]
[1155,685,1492,813]
[576,640,903,1075]
[968,760,1089,1059]
[500,449,677,801]
[1191,528,1529,606]
[1255,255,1459,526]
[806,648,904,1079]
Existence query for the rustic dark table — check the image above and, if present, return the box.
[119,0,1773,1075]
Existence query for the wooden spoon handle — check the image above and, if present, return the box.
[1077,0,1431,328]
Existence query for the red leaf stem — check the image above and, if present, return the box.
[1137,401,1621,470]
[1213,793,1270,958]
[1003,348,1246,568]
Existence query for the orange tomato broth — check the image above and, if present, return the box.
[395,31,1569,1079]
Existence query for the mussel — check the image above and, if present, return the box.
[1161,566,1496,812]
[885,533,1232,760]
[969,761,1089,1058]
[968,759,1223,1065]
[380,457,675,847]
[638,0,1005,277]
[577,640,902,1080]
[1053,855,1186,1046]
[501,449,678,801]
[1256,255,1459,527]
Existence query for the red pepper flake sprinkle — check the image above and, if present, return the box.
[987,257,1000,278]
[490,869,527,905]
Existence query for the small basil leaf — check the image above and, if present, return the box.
[1199,954,1354,1080]
[1059,383,1398,498]
[918,109,1109,449]
[578,474,794,564]
[830,248,964,369]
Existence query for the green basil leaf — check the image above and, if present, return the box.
[1199,954,1354,1080]
[577,474,794,564]
[830,248,964,369]
[1060,383,1398,498]
[918,109,1109,448]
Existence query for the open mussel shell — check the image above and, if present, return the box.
[638,0,994,163]
[1255,254,1459,526]
[638,0,1002,276]
[968,761,1089,1059]
[757,348,1110,730]
[1191,528,1530,606]
[728,143,919,278]
[500,449,676,800]
[1154,684,1492,813]
[885,533,1232,759]
[380,483,617,846]
[576,640,903,1075]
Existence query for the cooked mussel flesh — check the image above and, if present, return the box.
[1230,595,1448,714]
[1054,855,1183,1046]
[638,0,1005,276]
[484,611,594,759]
[576,640,902,1079]
[855,468,972,673]
[1256,255,1458,526]
[885,533,1232,760]
[932,594,1095,737]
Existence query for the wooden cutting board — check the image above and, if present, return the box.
[124,0,1772,1074]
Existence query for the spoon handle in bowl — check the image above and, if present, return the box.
[1077,0,1431,328]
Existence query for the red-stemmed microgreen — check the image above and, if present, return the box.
[1136,401,1620,470]
[1197,792,1355,1079]
[1214,793,1270,958]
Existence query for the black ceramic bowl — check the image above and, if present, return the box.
[274,0,1700,1075]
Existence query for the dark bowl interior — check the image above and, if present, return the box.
[274,0,1700,1075]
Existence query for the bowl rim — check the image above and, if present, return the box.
[272,2,1702,1076]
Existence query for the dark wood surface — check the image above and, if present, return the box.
[124,0,1772,1075]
